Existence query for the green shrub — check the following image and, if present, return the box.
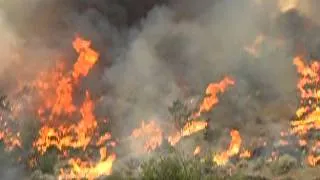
[270,154,297,175]
[136,151,245,180]
[139,153,207,180]
[252,157,265,171]
[37,148,58,174]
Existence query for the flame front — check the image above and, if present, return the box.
[59,148,116,179]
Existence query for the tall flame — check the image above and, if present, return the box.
[34,36,100,154]
[291,56,320,135]
[213,130,242,166]
[31,36,115,179]
[292,56,320,167]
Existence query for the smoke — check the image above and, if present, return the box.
[0,11,20,75]
[98,0,320,149]
[1,0,320,177]
[0,0,308,139]
[101,0,296,138]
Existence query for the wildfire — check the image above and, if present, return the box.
[168,120,208,146]
[182,120,208,137]
[193,145,201,156]
[291,55,320,167]
[59,147,116,179]
[30,36,115,179]
[307,141,320,166]
[194,77,235,117]
[96,132,112,146]
[278,0,299,13]
[244,34,265,57]
[213,130,242,166]
[131,120,163,152]
[239,150,251,158]
[34,61,66,121]
[6,25,320,179]
[0,130,21,151]
[34,91,97,154]
[72,36,99,79]
[291,56,320,135]
[168,77,233,146]
[0,114,21,151]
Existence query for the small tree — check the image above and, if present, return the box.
[168,100,192,129]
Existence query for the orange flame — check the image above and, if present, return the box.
[168,120,207,146]
[0,130,21,151]
[167,77,232,146]
[239,150,251,158]
[195,77,235,117]
[131,120,163,152]
[291,56,320,135]
[30,36,115,179]
[34,92,97,154]
[72,37,100,79]
[193,145,201,156]
[291,56,320,167]
[307,141,320,166]
[59,148,116,179]
[96,132,112,146]
[307,155,320,167]
[0,113,22,151]
[213,130,242,165]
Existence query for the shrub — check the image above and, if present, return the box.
[270,154,297,175]
[37,148,58,174]
[139,154,202,180]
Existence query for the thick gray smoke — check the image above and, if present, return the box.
[1,0,320,178]
[0,11,20,75]
[100,0,298,138]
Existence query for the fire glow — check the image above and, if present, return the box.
[31,36,116,179]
